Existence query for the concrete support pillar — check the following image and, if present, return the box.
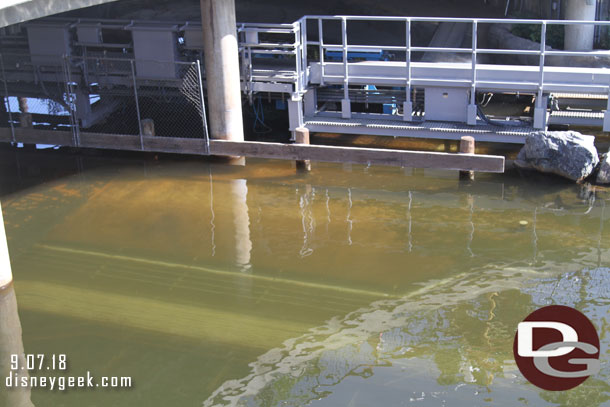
[564,0,597,51]
[459,135,475,181]
[0,203,13,289]
[0,286,35,407]
[295,127,311,172]
[200,0,244,143]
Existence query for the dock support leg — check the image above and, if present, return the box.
[341,99,351,119]
[295,127,311,172]
[0,203,13,289]
[604,112,610,133]
[604,96,610,132]
[403,101,413,122]
[459,136,475,181]
[303,89,316,118]
[288,97,304,141]
[467,104,477,126]
[533,95,548,130]
[200,0,244,158]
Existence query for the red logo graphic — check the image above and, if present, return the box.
[513,305,600,391]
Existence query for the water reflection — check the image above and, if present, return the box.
[204,266,610,407]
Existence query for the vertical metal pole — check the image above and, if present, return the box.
[533,21,547,129]
[63,55,79,147]
[294,25,302,95]
[196,60,210,155]
[341,17,350,119]
[470,21,478,106]
[342,17,348,101]
[404,18,412,121]
[300,19,308,90]
[537,22,547,108]
[467,20,478,125]
[0,54,15,143]
[318,18,325,86]
[130,59,144,150]
[248,46,253,103]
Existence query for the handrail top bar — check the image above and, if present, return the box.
[300,15,610,25]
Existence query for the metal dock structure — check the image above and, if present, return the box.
[1,14,610,171]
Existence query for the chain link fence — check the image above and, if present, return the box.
[0,52,209,153]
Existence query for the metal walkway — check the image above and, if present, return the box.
[305,116,532,143]
[1,14,610,146]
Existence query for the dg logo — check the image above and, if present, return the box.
[513,305,601,391]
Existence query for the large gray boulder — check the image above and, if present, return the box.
[597,152,610,185]
[515,131,599,182]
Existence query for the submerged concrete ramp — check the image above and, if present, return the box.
[0,0,119,27]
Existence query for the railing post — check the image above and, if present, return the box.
[247,45,253,104]
[318,18,325,86]
[403,18,412,122]
[62,55,79,147]
[534,21,547,129]
[295,25,302,95]
[197,60,210,154]
[0,54,15,143]
[300,18,308,91]
[340,17,351,119]
[130,59,144,150]
[467,20,478,125]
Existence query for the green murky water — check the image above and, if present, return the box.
[0,146,609,407]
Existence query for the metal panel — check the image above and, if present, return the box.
[26,23,71,66]
[131,28,178,79]
[76,23,102,44]
[183,26,203,50]
[424,87,468,122]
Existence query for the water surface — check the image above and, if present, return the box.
[0,147,608,407]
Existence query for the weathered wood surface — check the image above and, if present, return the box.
[0,128,504,172]
[209,140,505,172]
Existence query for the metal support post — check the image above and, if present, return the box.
[341,17,351,119]
[604,87,610,132]
[131,60,144,150]
[403,18,413,122]
[534,22,547,129]
[318,18,325,86]
[467,21,478,125]
[196,60,210,154]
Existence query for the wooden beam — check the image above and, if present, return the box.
[0,128,504,172]
[209,140,505,173]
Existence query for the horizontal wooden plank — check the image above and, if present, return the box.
[142,136,207,154]
[0,128,504,172]
[0,127,75,146]
[79,132,141,150]
[209,140,505,173]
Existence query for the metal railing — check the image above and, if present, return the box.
[297,16,610,111]
[237,22,304,99]
[0,53,210,153]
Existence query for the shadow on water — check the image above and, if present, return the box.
[0,146,608,406]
